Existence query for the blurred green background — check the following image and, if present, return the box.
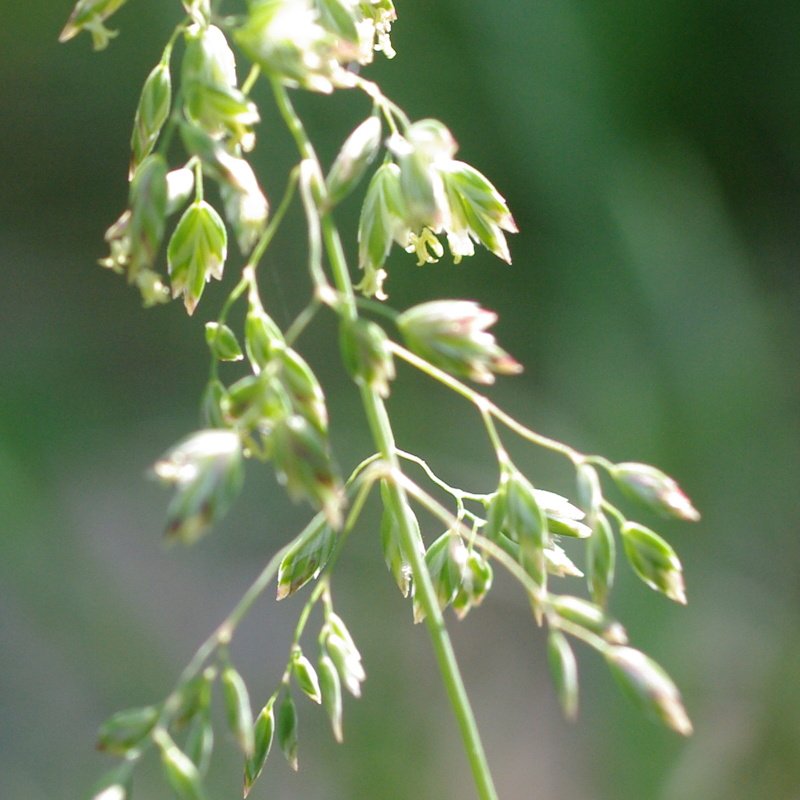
[2,1,799,798]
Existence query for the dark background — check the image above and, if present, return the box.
[1,2,799,798]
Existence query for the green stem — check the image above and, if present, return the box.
[353,76,411,132]
[271,80,499,800]
[391,341,585,465]
[479,402,509,467]
[549,617,610,654]
[215,272,248,329]
[241,64,261,96]
[298,160,332,291]
[395,448,489,504]
[601,500,626,528]
[359,388,499,800]
[216,513,326,643]
[194,158,204,202]
[354,295,400,323]
[284,298,322,346]
[248,164,300,272]
[287,579,328,656]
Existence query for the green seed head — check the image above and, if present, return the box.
[326,116,383,208]
[605,646,693,736]
[167,200,228,314]
[621,522,686,604]
[130,61,172,178]
[153,429,244,544]
[612,462,700,522]
[397,300,522,384]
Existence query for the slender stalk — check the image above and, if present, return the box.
[355,295,400,323]
[147,511,325,739]
[248,164,300,273]
[298,160,333,291]
[193,158,204,202]
[209,166,302,380]
[214,516,323,654]
[284,298,322,345]
[479,402,510,466]
[391,341,585,464]
[353,76,411,131]
[601,500,626,528]
[241,64,261,96]
[395,448,489,504]
[271,80,499,800]
[282,578,328,684]
[358,373,500,800]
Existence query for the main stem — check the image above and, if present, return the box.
[272,80,499,800]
